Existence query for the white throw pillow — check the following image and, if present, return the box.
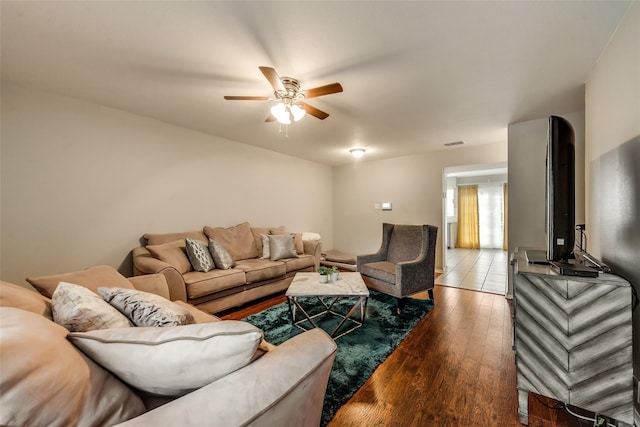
[99,287,195,327]
[68,321,263,396]
[52,282,132,332]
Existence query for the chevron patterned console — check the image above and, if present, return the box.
[512,248,633,426]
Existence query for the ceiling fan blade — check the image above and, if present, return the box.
[301,103,329,120]
[265,114,277,122]
[224,96,269,101]
[259,66,285,92]
[302,83,343,99]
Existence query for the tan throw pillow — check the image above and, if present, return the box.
[208,238,235,270]
[269,234,298,261]
[185,238,215,272]
[26,265,134,298]
[68,321,263,396]
[204,222,258,261]
[0,281,53,319]
[99,287,195,327]
[0,307,145,426]
[53,282,132,332]
[270,229,304,254]
[146,239,192,274]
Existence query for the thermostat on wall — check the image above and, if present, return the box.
[381,202,392,211]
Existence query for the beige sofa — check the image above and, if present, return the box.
[132,222,322,314]
[1,265,336,427]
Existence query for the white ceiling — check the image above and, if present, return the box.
[1,1,632,166]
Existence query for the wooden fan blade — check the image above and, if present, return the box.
[224,96,269,100]
[259,66,285,92]
[301,103,329,120]
[302,83,343,99]
[265,114,277,122]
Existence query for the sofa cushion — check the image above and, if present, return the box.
[52,282,132,332]
[26,265,135,299]
[185,238,215,272]
[183,269,247,299]
[204,222,258,261]
[143,230,207,246]
[146,239,192,274]
[281,254,316,273]
[0,281,52,319]
[173,300,222,323]
[360,261,396,284]
[99,287,195,327]
[0,307,145,426]
[234,259,286,284]
[208,238,235,270]
[268,233,298,261]
[68,321,263,397]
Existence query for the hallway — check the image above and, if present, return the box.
[436,248,508,295]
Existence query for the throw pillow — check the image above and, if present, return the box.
[52,282,132,332]
[260,234,270,259]
[99,287,195,327]
[0,307,145,426]
[208,238,235,270]
[269,233,298,261]
[270,229,304,254]
[68,321,263,396]
[146,239,192,274]
[185,238,215,272]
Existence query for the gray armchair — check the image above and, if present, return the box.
[357,223,437,311]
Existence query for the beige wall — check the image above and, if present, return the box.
[332,141,508,271]
[1,84,333,286]
[584,2,639,378]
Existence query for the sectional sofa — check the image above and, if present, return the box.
[0,265,336,427]
[132,222,322,314]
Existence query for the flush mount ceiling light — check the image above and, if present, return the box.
[350,148,366,158]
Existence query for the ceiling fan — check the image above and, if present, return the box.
[224,66,343,124]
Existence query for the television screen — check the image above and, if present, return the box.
[546,115,575,262]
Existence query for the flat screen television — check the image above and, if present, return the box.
[546,115,575,262]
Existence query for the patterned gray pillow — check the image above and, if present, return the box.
[208,238,235,270]
[269,234,298,261]
[99,287,195,327]
[52,282,132,332]
[260,234,270,259]
[185,238,215,272]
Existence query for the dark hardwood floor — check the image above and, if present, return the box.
[221,285,586,427]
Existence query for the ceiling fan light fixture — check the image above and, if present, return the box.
[350,148,366,158]
[291,104,306,121]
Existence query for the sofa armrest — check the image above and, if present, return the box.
[116,328,337,427]
[303,240,323,271]
[132,247,187,302]
[127,274,171,300]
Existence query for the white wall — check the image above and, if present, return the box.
[1,84,333,286]
[585,2,639,381]
[332,141,508,271]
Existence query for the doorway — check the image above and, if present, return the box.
[440,162,508,295]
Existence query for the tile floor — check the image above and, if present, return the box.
[436,248,508,295]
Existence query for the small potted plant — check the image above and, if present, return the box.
[317,266,330,283]
[330,266,339,282]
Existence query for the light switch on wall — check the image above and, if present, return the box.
[382,202,392,210]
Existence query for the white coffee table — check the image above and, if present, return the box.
[286,272,369,339]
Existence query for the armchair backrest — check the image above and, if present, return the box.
[387,224,425,263]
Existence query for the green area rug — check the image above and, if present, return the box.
[243,290,434,426]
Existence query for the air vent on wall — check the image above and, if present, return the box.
[444,141,465,147]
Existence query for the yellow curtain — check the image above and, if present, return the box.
[503,183,508,251]
[456,185,480,249]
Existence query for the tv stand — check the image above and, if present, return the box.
[512,247,633,426]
